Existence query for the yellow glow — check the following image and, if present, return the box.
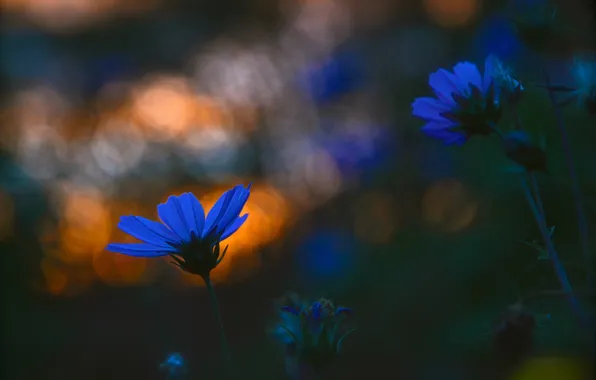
[1,0,161,31]
[421,179,478,232]
[93,250,150,286]
[423,0,480,28]
[509,357,590,380]
[40,257,68,296]
[58,187,111,264]
[132,76,197,140]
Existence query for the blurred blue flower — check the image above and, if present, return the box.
[474,15,523,60]
[273,293,355,374]
[318,124,394,178]
[297,230,357,282]
[302,50,365,104]
[106,184,250,277]
[160,352,187,380]
[412,56,502,145]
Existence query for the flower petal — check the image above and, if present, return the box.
[158,195,191,242]
[483,55,498,93]
[421,121,466,145]
[203,186,239,238]
[429,69,460,103]
[221,213,249,241]
[117,216,180,248]
[412,97,452,121]
[453,62,483,93]
[217,185,251,234]
[106,242,175,257]
[178,193,206,237]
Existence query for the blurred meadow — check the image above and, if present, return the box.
[0,0,595,379]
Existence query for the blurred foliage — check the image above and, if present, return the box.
[1,0,595,379]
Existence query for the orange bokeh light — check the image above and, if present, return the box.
[57,187,112,264]
[421,179,479,233]
[131,76,198,140]
[423,0,480,28]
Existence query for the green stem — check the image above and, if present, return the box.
[520,172,590,328]
[542,68,592,288]
[203,275,232,374]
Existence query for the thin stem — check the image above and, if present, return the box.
[520,172,590,328]
[511,106,522,131]
[542,68,592,288]
[521,289,596,304]
[203,276,232,374]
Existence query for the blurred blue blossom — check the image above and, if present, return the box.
[273,293,355,374]
[159,352,188,380]
[106,185,250,277]
[297,230,357,283]
[87,55,134,93]
[318,124,395,178]
[302,49,366,104]
[411,56,502,145]
[474,15,523,60]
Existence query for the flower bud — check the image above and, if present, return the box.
[160,353,187,380]
[503,130,547,172]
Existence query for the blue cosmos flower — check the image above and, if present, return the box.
[160,352,187,380]
[273,293,355,374]
[412,56,502,145]
[547,57,596,115]
[106,184,250,277]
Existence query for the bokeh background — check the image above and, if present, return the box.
[1,0,595,379]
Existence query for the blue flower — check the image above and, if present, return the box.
[160,353,188,380]
[273,293,355,374]
[106,184,250,277]
[412,56,502,145]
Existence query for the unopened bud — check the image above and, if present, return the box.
[503,130,547,172]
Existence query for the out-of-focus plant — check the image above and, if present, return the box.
[160,353,188,380]
[271,293,355,379]
[411,51,593,342]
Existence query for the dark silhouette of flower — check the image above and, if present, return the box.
[106,184,250,277]
[159,352,187,380]
[412,56,502,145]
[273,293,355,375]
[485,55,524,106]
[503,130,547,172]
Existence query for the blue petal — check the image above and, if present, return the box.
[483,55,498,93]
[158,195,192,242]
[412,97,451,122]
[178,193,206,237]
[221,213,249,241]
[429,69,460,104]
[453,62,482,92]
[217,185,251,234]
[203,187,238,238]
[421,121,466,145]
[117,216,180,247]
[106,242,175,257]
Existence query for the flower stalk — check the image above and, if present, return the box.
[542,68,592,288]
[203,275,232,374]
[520,172,590,328]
